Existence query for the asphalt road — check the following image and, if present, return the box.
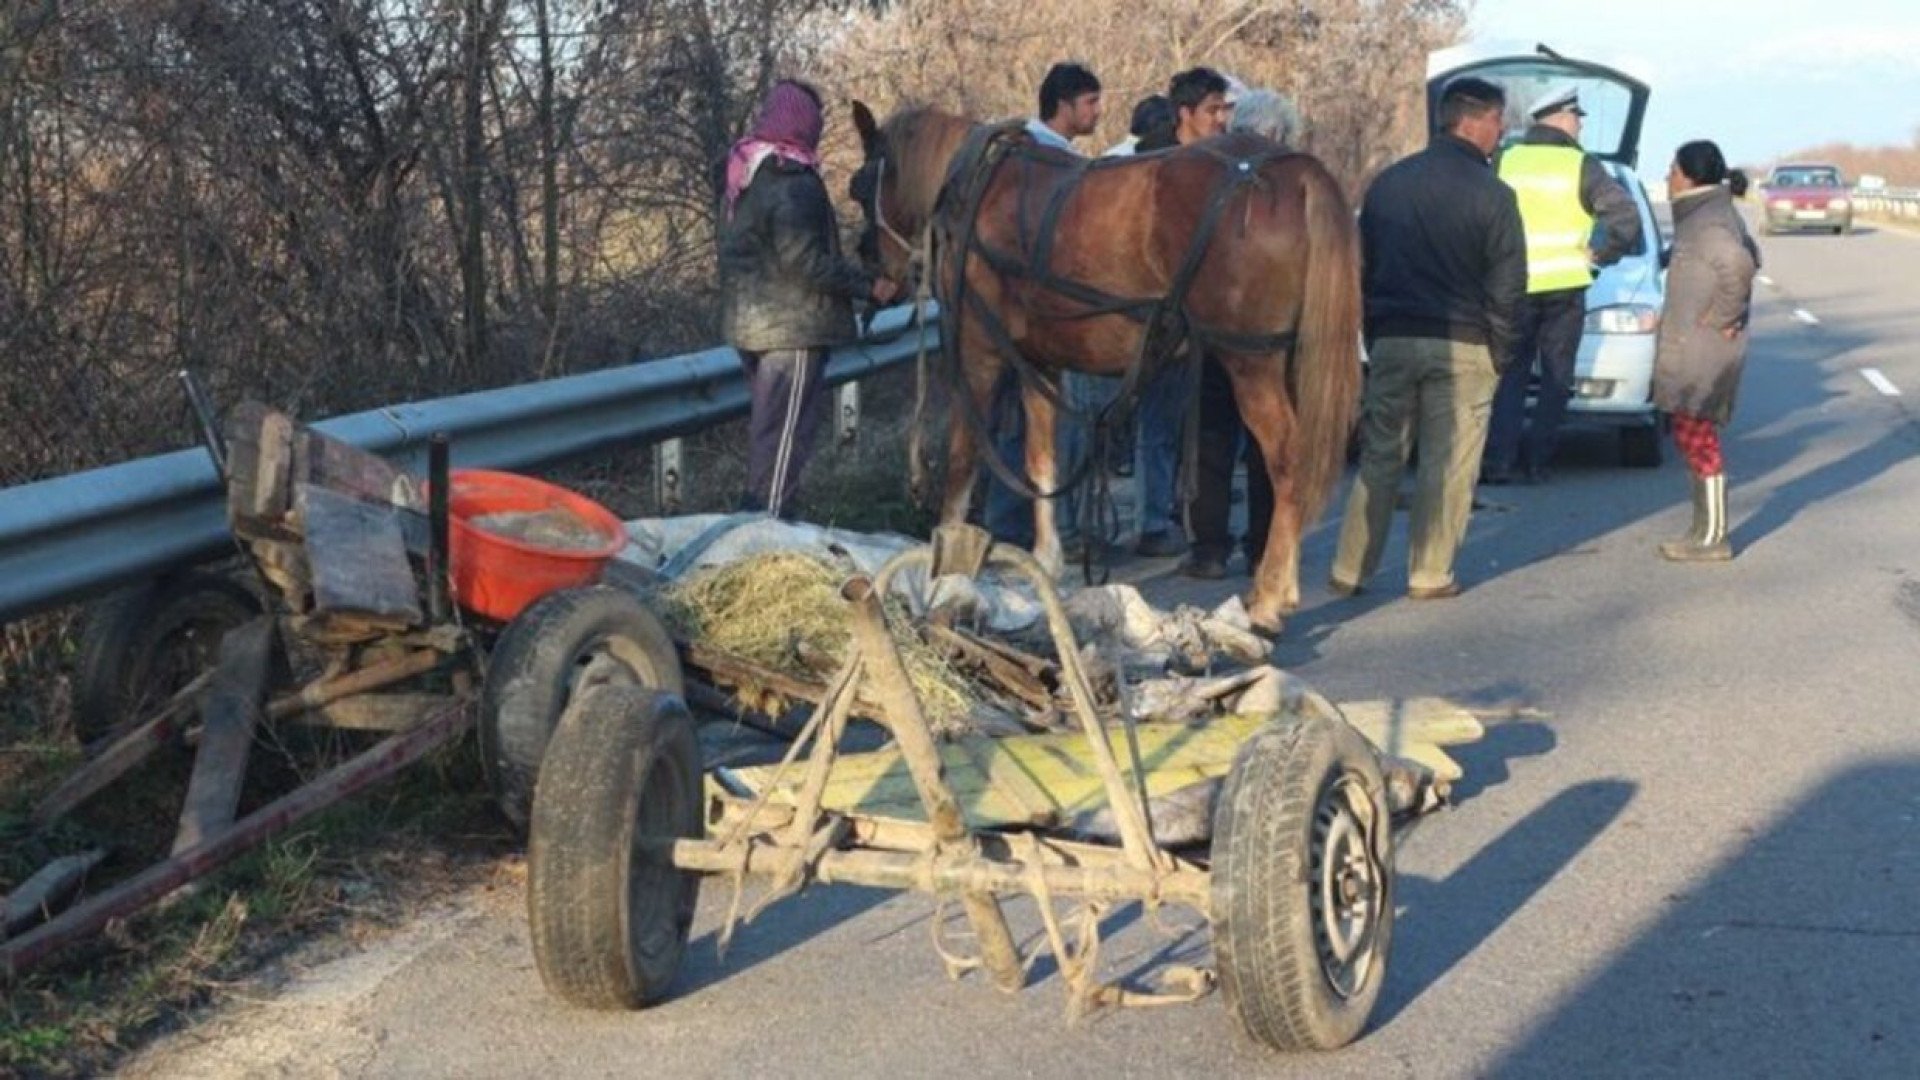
[124,218,1920,1079]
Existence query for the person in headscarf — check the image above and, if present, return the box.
[716,79,899,518]
[1653,139,1759,562]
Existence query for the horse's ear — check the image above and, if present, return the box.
[851,100,881,156]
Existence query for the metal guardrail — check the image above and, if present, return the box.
[1853,187,1920,221]
[0,303,938,624]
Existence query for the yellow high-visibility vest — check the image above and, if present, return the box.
[1499,144,1595,294]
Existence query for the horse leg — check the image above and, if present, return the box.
[941,350,1003,530]
[1226,358,1300,636]
[1022,378,1065,578]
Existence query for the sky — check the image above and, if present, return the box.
[1467,0,1920,169]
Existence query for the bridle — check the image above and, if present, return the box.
[867,152,941,503]
[870,154,932,286]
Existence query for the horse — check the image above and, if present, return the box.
[848,103,1361,636]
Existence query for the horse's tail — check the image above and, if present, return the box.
[1288,164,1364,523]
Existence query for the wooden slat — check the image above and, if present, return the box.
[725,701,1488,828]
[296,483,422,629]
[1339,698,1486,752]
[3,851,108,936]
[170,617,276,856]
[298,693,462,732]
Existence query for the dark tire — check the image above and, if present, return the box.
[1211,715,1395,1052]
[480,585,683,834]
[1619,422,1664,468]
[528,684,702,1009]
[72,571,261,742]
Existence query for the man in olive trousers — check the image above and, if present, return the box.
[1330,76,1526,599]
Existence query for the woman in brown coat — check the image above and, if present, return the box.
[1653,140,1759,561]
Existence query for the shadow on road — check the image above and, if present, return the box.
[1447,718,1557,804]
[676,884,893,998]
[1376,778,1636,1029]
[1734,421,1920,553]
[1487,761,1920,1076]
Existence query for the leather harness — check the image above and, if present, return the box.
[925,123,1305,506]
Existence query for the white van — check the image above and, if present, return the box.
[1427,43,1666,467]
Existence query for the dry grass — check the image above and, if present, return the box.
[661,551,975,735]
[0,734,513,1079]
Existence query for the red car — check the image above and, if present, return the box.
[1761,164,1853,235]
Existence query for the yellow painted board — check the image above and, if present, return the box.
[1338,698,1486,752]
[723,715,1272,828]
[718,703,1481,829]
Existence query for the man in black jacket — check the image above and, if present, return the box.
[718,79,898,518]
[1329,76,1526,600]
[1482,85,1644,485]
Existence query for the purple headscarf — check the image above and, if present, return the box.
[724,81,825,218]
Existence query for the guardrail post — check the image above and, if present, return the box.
[653,438,684,514]
[836,382,861,447]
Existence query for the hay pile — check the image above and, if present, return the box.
[662,552,976,734]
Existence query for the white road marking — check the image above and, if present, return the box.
[1757,274,1775,287]
[1792,308,1820,325]
[1861,368,1901,397]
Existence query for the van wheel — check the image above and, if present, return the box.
[1620,424,1663,469]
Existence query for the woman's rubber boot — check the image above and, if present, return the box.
[1660,473,1732,562]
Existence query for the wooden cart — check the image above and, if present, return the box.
[1,404,693,973]
[522,525,1481,1052]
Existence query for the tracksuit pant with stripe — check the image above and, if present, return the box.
[739,347,829,519]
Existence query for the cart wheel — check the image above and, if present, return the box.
[1211,715,1394,1052]
[528,683,702,1009]
[480,585,684,833]
[72,571,261,742]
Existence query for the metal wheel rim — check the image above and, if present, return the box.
[627,751,691,964]
[1310,773,1382,999]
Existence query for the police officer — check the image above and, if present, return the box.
[1481,85,1642,485]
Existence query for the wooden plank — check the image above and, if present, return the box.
[296,483,422,629]
[299,425,420,511]
[299,693,461,732]
[3,851,108,936]
[1339,698,1486,753]
[727,715,1271,829]
[726,700,1484,830]
[225,401,294,530]
[34,672,208,822]
[170,617,276,856]
[953,736,1061,826]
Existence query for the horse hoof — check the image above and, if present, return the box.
[1247,613,1285,639]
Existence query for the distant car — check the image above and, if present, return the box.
[1760,164,1853,235]
[1427,42,1666,467]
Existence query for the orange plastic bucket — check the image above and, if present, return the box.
[443,469,627,621]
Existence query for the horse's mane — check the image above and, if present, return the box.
[879,105,971,218]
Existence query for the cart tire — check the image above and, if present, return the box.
[528,684,702,1009]
[480,585,684,833]
[72,571,261,742]
[1211,714,1395,1052]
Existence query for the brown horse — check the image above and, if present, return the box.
[849,103,1361,636]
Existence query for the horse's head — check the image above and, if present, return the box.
[849,101,959,289]
[848,100,908,284]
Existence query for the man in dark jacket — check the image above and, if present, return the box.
[1329,76,1526,600]
[1482,85,1643,485]
[1134,66,1230,563]
[718,79,898,518]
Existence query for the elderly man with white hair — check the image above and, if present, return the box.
[1227,88,1303,148]
[1180,86,1308,580]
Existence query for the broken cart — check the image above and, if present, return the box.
[523,525,1481,1052]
